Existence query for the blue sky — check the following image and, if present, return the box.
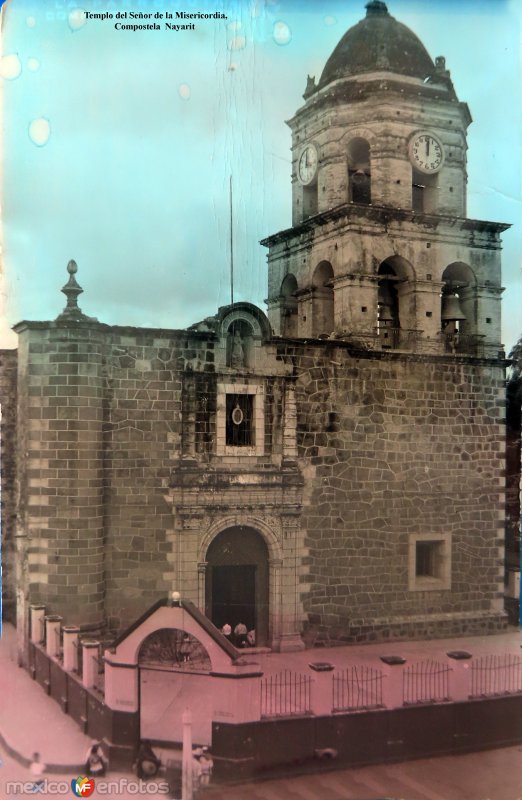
[1,0,521,349]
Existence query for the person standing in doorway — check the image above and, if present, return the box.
[234,622,247,647]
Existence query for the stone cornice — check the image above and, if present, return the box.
[261,204,510,249]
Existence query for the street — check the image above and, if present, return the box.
[203,746,522,800]
[2,743,522,800]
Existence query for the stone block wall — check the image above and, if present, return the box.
[14,323,106,631]
[0,349,18,622]
[102,329,187,631]
[277,340,507,643]
[8,315,508,647]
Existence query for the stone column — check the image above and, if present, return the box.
[269,557,282,649]
[414,279,444,341]
[45,615,62,658]
[197,562,208,613]
[380,657,406,709]
[283,384,297,460]
[63,625,80,672]
[309,664,334,716]
[82,640,100,690]
[104,657,139,712]
[333,274,378,336]
[273,529,305,653]
[296,288,313,338]
[447,651,472,701]
[30,604,46,644]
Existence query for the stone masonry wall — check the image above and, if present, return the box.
[103,330,187,632]
[12,318,507,646]
[278,340,507,644]
[0,349,18,622]
[15,324,106,630]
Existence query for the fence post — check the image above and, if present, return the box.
[309,663,334,716]
[380,656,406,709]
[447,651,472,701]
[82,640,100,689]
[45,615,62,658]
[30,605,46,644]
[63,626,80,672]
[182,708,193,800]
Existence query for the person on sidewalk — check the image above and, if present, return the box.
[136,740,161,779]
[199,746,214,787]
[29,752,46,789]
[192,748,204,791]
[85,741,107,777]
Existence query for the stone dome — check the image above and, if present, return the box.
[318,1,435,89]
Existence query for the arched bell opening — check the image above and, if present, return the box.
[377,256,415,346]
[205,526,269,647]
[226,319,253,369]
[441,262,477,336]
[279,273,298,337]
[312,261,335,337]
[348,137,371,205]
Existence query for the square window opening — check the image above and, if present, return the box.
[226,394,254,447]
[416,540,443,578]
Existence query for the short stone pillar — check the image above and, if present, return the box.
[63,626,80,672]
[30,605,46,644]
[104,659,139,712]
[447,651,472,702]
[380,656,407,709]
[82,640,100,689]
[309,662,334,716]
[44,615,62,658]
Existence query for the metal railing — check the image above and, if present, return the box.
[332,665,383,712]
[260,670,312,718]
[470,654,522,699]
[403,660,450,706]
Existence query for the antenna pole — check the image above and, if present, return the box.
[230,175,234,305]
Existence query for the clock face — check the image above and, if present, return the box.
[409,132,444,174]
[298,145,318,184]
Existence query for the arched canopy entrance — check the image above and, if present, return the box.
[205,526,269,646]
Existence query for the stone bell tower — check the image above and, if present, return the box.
[264,1,507,356]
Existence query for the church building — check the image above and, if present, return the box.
[1,1,510,655]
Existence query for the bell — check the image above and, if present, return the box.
[441,293,466,322]
[378,303,394,323]
[351,169,368,184]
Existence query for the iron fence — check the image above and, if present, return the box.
[470,654,522,698]
[260,670,312,718]
[332,665,384,712]
[403,660,450,706]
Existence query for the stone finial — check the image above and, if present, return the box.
[56,259,92,321]
[303,74,317,99]
[366,1,389,17]
[435,55,451,78]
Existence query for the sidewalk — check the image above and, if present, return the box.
[0,624,90,772]
[1,620,521,772]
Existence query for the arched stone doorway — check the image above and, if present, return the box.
[205,526,269,646]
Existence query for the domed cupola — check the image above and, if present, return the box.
[319,1,436,88]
